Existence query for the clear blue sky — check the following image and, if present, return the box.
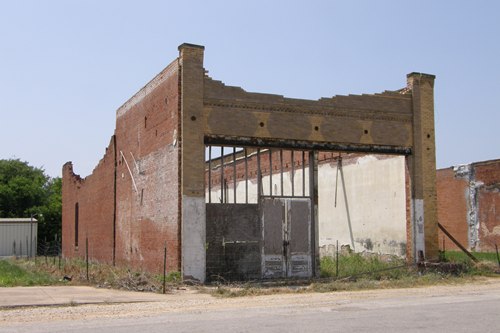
[1,1,499,178]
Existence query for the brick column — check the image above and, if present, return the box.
[407,72,439,260]
[178,43,206,281]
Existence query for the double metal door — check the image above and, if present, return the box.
[261,198,311,278]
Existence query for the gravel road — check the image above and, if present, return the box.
[1,278,499,332]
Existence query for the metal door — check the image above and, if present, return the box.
[206,203,261,281]
[261,198,311,278]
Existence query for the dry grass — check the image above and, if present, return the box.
[5,253,499,297]
[203,273,497,298]
[203,253,500,298]
[8,257,181,293]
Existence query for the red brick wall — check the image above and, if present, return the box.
[114,61,180,273]
[62,60,181,273]
[436,160,500,252]
[475,160,500,186]
[206,150,400,190]
[207,149,310,192]
[478,188,500,251]
[62,137,116,263]
[475,160,500,251]
[436,168,469,251]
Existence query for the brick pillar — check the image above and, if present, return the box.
[407,72,439,260]
[178,43,206,281]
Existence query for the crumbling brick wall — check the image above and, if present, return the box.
[475,160,500,251]
[62,60,181,273]
[62,137,116,263]
[437,159,500,252]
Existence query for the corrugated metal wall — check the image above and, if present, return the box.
[0,223,37,257]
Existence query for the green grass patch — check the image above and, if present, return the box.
[438,251,500,276]
[442,251,499,264]
[0,259,56,286]
[309,274,486,293]
[320,253,409,280]
[1,257,184,292]
[155,271,182,284]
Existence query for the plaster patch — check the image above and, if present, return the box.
[412,199,425,258]
[182,196,206,282]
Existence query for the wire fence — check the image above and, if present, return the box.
[37,237,61,258]
[24,237,174,293]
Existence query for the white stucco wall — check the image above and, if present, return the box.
[318,155,407,257]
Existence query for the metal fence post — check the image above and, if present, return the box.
[495,244,500,268]
[163,242,167,294]
[86,237,89,281]
[336,240,339,278]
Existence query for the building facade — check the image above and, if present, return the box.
[62,43,439,282]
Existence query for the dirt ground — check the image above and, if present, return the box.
[1,277,499,327]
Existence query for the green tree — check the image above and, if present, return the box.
[0,159,61,253]
[0,159,48,217]
[36,177,62,245]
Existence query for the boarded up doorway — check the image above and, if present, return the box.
[206,203,261,281]
[261,197,312,278]
[206,198,312,281]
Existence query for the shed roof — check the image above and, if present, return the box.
[0,218,38,223]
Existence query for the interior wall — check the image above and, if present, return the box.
[206,151,407,257]
[318,154,407,257]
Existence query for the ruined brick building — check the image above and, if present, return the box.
[62,43,439,282]
[437,159,500,252]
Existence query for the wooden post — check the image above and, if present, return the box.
[437,223,477,262]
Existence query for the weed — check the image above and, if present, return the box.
[1,257,183,292]
[3,251,498,297]
[442,251,499,264]
[0,259,56,287]
[155,271,182,284]
[320,253,409,280]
